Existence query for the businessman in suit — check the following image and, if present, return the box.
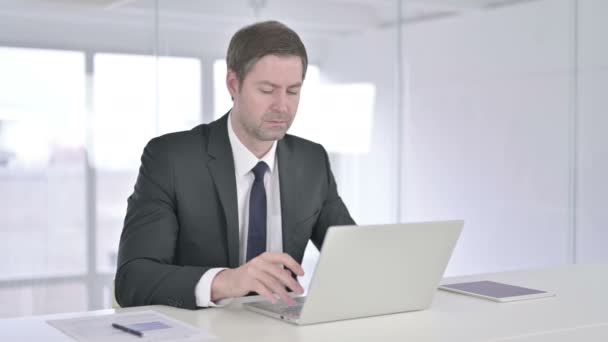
[115,20,355,309]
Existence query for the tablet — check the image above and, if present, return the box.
[439,280,555,302]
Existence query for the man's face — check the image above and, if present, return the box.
[228,54,303,143]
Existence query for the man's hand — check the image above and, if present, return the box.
[211,252,305,305]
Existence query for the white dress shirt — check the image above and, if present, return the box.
[195,113,283,307]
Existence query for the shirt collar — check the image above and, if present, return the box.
[227,112,277,178]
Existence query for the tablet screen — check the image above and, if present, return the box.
[441,280,546,298]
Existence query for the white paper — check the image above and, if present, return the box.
[47,310,216,342]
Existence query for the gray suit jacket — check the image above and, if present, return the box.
[115,114,355,309]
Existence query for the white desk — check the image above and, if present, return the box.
[1,264,607,341]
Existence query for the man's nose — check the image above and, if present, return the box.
[271,91,289,113]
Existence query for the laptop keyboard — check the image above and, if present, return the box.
[249,296,307,318]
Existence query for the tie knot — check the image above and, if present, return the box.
[251,161,268,181]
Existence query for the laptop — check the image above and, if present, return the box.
[243,220,464,325]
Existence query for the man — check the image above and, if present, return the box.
[115,20,355,309]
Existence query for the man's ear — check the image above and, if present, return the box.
[226,69,240,101]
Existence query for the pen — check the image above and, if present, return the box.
[112,323,143,337]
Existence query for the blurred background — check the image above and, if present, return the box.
[0,0,606,318]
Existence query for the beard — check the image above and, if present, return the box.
[248,112,294,141]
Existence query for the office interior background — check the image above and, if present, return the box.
[0,0,606,318]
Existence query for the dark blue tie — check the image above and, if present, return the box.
[246,161,268,262]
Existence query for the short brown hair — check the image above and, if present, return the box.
[226,20,308,83]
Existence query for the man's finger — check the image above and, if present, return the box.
[262,263,304,295]
[254,268,296,305]
[262,252,305,276]
[252,280,277,304]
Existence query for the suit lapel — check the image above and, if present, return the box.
[206,115,240,268]
[277,139,298,257]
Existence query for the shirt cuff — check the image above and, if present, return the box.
[195,268,234,307]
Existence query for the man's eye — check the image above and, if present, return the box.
[260,89,273,94]
[287,90,299,95]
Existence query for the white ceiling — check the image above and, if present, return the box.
[0,0,539,34]
[0,0,538,57]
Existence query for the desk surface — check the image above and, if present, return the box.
[1,264,607,342]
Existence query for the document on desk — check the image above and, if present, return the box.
[47,310,217,341]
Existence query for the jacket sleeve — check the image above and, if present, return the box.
[115,136,208,309]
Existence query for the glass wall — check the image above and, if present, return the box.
[0,0,400,316]
[575,0,608,263]
[1,0,606,318]
[399,0,607,276]
[401,0,575,275]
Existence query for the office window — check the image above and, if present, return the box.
[0,47,87,278]
[213,59,232,119]
[0,47,87,316]
[93,53,201,273]
[290,81,375,154]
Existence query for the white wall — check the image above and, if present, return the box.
[402,0,574,276]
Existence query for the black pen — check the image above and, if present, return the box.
[112,323,143,338]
